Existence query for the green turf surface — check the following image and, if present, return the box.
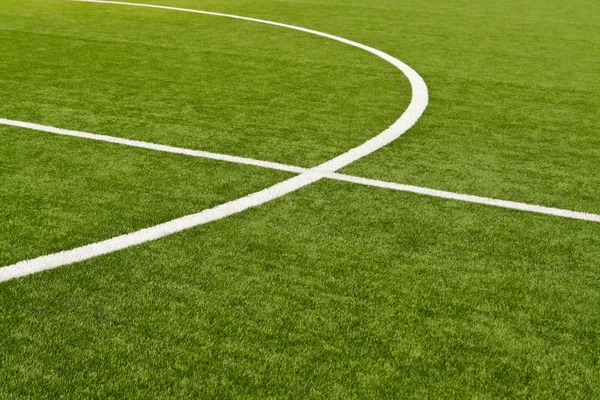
[1,0,599,398]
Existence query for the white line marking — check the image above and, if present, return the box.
[0,118,306,174]
[3,0,600,282]
[326,173,600,223]
[0,1,428,282]
[0,173,323,282]
[75,0,429,173]
[3,118,600,224]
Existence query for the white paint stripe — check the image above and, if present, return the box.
[327,173,600,223]
[4,118,600,224]
[0,118,306,174]
[0,173,322,282]
[2,0,430,282]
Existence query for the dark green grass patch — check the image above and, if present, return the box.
[1,180,599,398]
[0,125,290,266]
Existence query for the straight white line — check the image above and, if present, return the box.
[0,118,306,174]
[3,126,600,283]
[327,173,600,223]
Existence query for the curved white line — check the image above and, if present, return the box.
[74,0,429,172]
[0,1,428,282]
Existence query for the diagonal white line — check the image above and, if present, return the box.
[0,173,323,282]
[0,118,307,174]
[326,173,600,223]
[3,0,598,284]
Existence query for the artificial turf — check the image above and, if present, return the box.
[1,0,599,398]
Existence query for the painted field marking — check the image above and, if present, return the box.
[325,173,600,223]
[0,0,428,282]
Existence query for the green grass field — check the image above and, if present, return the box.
[1,0,599,398]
